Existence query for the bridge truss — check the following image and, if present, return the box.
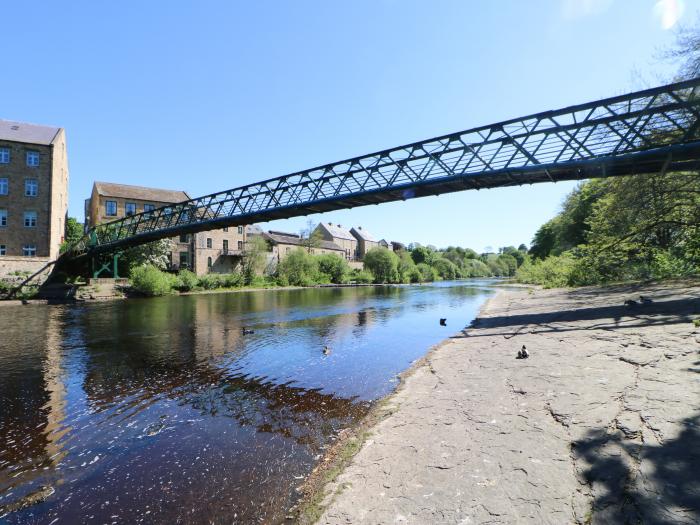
[68,77,700,258]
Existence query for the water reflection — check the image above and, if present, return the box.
[0,280,495,524]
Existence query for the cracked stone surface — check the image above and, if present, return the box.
[317,282,700,524]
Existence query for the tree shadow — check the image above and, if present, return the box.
[459,296,700,336]
[573,413,700,523]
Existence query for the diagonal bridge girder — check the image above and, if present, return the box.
[67,77,700,258]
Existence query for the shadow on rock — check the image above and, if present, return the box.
[572,413,700,524]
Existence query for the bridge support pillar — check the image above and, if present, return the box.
[92,252,121,279]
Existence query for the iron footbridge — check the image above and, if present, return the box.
[68,77,700,258]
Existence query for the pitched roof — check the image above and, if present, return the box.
[317,222,355,241]
[93,181,190,203]
[263,231,343,252]
[246,224,264,236]
[0,119,61,145]
[350,226,376,242]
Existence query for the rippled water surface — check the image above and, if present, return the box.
[0,281,496,524]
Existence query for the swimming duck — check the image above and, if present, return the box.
[439,318,447,326]
[624,299,638,307]
[322,345,331,356]
[241,327,255,335]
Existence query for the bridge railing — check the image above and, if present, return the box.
[65,77,700,258]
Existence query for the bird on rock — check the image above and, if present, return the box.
[516,345,529,359]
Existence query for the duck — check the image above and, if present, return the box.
[322,345,331,356]
[516,345,529,359]
[241,327,255,335]
[639,295,653,305]
[439,318,447,326]
[624,299,638,307]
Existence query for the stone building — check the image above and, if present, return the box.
[350,226,378,260]
[262,230,345,268]
[85,181,246,275]
[0,119,69,277]
[313,222,357,261]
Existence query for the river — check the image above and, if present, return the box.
[0,280,496,524]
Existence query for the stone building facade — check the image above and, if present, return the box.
[314,222,357,261]
[262,230,345,271]
[85,182,246,275]
[0,119,69,277]
[350,226,379,260]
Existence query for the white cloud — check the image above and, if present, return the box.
[561,0,614,19]
[653,0,685,30]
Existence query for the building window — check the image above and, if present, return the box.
[0,148,9,164]
[0,245,5,256]
[207,256,212,268]
[237,226,243,234]
[179,234,189,243]
[206,238,212,248]
[163,207,172,215]
[179,251,189,268]
[24,211,37,227]
[0,178,7,195]
[223,227,228,232]
[105,200,117,216]
[237,240,243,250]
[223,239,229,253]
[23,244,37,256]
[24,178,38,197]
[144,204,155,214]
[0,209,6,227]
[125,202,137,216]
[26,151,39,167]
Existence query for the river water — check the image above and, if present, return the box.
[0,280,496,524]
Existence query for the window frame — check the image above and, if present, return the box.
[24,210,37,228]
[223,239,229,253]
[237,240,243,250]
[24,178,38,197]
[125,202,137,216]
[0,148,9,164]
[22,244,37,257]
[206,238,212,249]
[0,178,7,195]
[0,244,5,256]
[105,200,118,216]
[26,151,40,167]
[237,226,243,234]
[0,209,6,227]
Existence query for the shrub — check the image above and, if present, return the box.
[352,269,374,284]
[176,269,199,291]
[363,247,399,283]
[515,254,576,288]
[431,257,458,280]
[406,266,423,283]
[316,253,350,284]
[198,274,225,290]
[277,249,319,286]
[129,265,176,296]
[416,263,438,282]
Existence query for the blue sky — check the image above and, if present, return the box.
[2,0,694,251]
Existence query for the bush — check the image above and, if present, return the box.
[462,259,492,277]
[317,253,350,284]
[363,247,399,283]
[176,269,199,291]
[129,265,176,296]
[416,263,438,282]
[515,254,576,288]
[406,266,423,283]
[277,249,319,286]
[431,257,458,280]
[352,269,374,284]
[198,274,225,290]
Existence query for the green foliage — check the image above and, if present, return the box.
[363,247,399,283]
[410,246,435,265]
[242,235,267,285]
[351,268,374,284]
[276,248,320,286]
[60,217,85,253]
[396,250,418,283]
[129,265,177,296]
[416,262,438,282]
[176,269,199,291]
[122,239,172,271]
[462,259,492,277]
[316,253,350,284]
[515,253,577,288]
[432,257,458,280]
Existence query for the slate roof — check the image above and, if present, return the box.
[263,231,344,252]
[350,226,376,242]
[93,182,190,203]
[0,119,61,145]
[317,222,355,241]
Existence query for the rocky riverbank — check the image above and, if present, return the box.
[311,280,700,524]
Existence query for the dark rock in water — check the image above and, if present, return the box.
[0,485,55,515]
[439,318,447,326]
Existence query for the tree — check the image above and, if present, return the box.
[60,217,86,253]
[317,253,350,283]
[242,235,268,284]
[121,239,172,272]
[410,246,434,265]
[397,250,417,283]
[276,248,319,286]
[363,247,399,283]
[299,220,323,253]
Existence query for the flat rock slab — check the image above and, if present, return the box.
[317,282,700,524]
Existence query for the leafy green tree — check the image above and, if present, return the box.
[363,247,399,283]
[276,248,319,286]
[242,235,268,284]
[463,259,492,277]
[432,257,458,280]
[410,246,434,265]
[317,253,350,283]
[416,262,438,282]
[397,250,417,283]
[122,239,172,272]
[300,219,324,253]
